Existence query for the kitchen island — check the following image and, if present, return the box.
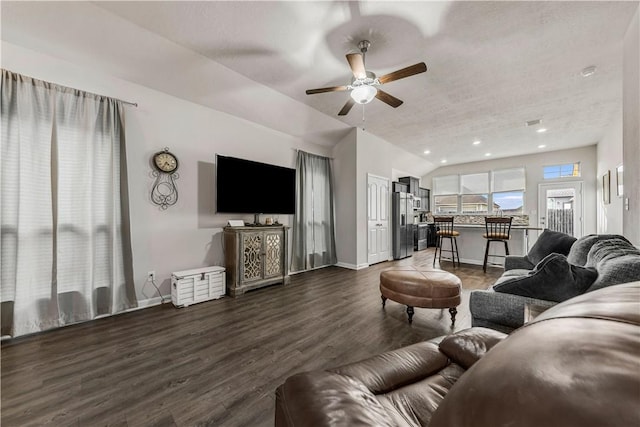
[423,216,542,267]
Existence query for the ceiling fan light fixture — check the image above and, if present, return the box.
[350,85,377,104]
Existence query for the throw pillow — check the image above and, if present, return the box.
[528,229,577,265]
[567,234,632,266]
[585,237,640,267]
[585,238,640,292]
[493,253,598,302]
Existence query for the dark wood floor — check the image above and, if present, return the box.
[1,249,501,426]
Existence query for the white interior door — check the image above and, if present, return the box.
[538,181,584,238]
[367,174,390,265]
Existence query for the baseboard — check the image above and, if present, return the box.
[458,258,484,266]
[455,257,507,269]
[335,262,369,270]
[135,295,173,309]
[290,264,333,275]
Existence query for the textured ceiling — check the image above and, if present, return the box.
[3,1,637,167]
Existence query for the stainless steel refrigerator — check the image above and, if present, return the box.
[392,192,415,259]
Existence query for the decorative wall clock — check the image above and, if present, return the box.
[151,147,179,209]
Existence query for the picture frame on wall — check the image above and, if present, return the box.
[616,164,624,197]
[602,170,611,204]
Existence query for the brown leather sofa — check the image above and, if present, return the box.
[275,281,640,427]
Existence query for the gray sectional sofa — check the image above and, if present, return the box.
[470,231,640,333]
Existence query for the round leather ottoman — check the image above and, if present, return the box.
[380,267,462,324]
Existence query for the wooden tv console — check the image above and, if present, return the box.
[223,225,290,297]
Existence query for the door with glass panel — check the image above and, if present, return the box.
[538,182,583,238]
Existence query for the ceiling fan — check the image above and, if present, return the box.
[305,40,427,116]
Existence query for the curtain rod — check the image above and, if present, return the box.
[117,99,138,107]
[294,148,333,159]
[53,86,137,107]
[2,69,138,107]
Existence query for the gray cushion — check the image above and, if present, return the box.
[469,291,557,333]
[528,229,577,265]
[567,234,632,266]
[585,238,640,291]
[493,253,598,302]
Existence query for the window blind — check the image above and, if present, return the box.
[461,172,489,194]
[433,175,459,195]
[493,168,526,192]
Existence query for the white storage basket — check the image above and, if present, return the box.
[171,266,225,308]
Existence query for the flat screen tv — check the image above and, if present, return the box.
[216,155,296,214]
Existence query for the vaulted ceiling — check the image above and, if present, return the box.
[2,1,637,167]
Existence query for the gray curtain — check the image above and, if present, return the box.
[291,151,337,272]
[1,69,136,337]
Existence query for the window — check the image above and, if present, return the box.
[1,70,135,337]
[433,175,460,213]
[492,168,526,214]
[460,172,489,214]
[461,195,490,213]
[433,175,459,195]
[543,162,580,179]
[434,195,458,213]
[492,191,524,215]
[431,168,525,215]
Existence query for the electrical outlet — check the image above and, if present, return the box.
[147,271,155,281]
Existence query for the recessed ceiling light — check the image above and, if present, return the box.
[581,66,597,77]
[538,144,546,149]
[423,150,431,155]
[537,128,547,133]
[441,159,447,164]
[473,140,481,145]
[485,153,492,157]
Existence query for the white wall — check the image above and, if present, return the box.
[355,128,432,267]
[332,129,358,267]
[2,42,332,304]
[330,127,433,269]
[600,6,640,245]
[623,6,640,245]
[596,113,624,234]
[422,145,598,239]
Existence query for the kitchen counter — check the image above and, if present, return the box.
[416,222,539,229]
[452,224,541,229]
[424,222,543,266]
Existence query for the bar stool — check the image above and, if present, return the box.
[433,216,460,267]
[483,216,513,272]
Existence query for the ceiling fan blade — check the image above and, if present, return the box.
[338,98,356,116]
[306,86,349,95]
[378,62,427,85]
[346,53,367,79]
[376,90,403,108]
